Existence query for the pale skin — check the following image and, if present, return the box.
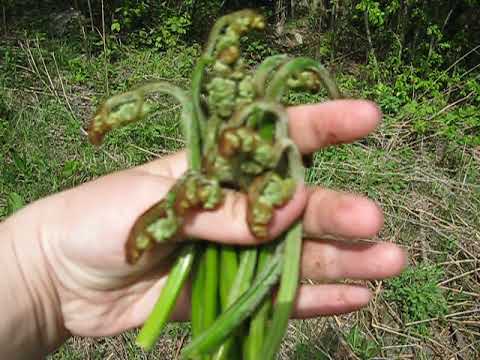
[0,100,407,359]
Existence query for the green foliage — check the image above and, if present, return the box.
[385,264,448,335]
[110,1,193,50]
[62,160,82,179]
[137,13,192,50]
[357,46,480,147]
[6,192,25,215]
[342,0,480,71]
[66,57,89,84]
[189,0,223,36]
[111,0,149,32]
[292,342,328,360]
[346,326,380,360]
[438,105,480,146]
[356,0,386,27]
[241,35,275,64]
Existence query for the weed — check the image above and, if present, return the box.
[346,326,380,360]
[291,342,328,360]
[385,264,448,335]
[241,34,276,65]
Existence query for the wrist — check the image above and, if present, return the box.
[0,206,68,358]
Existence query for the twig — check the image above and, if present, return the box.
[438,268,480,286]
[405,308,480,327]
[426,91,475,122]
[129,143,175,156]
[174,330,188,359]
[100,0,109,95]
[419,44,480,98]
[51,52,77,122]
[2,4,6,34]
[87,0,94,32]
[20,41,52,96]
[374,323,453,356]
[35,38,59,99]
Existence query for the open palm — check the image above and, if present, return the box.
[25,100,406,338]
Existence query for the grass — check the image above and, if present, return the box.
[50,325,191,360]
[1,12,480,360]
[384,264,448,335]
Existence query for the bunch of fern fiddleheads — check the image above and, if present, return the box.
[89,9,340,360]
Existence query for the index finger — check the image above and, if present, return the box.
[139,99,382,177]
[287,99,381,154]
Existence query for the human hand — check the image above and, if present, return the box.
[1,100,406,355]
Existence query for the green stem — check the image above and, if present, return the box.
[191,247,206,339]
[136,244,195,350]
[245,246,273,360]
[228,100,287,130]
[203,244,220,329]
[265,57,341,101]
[261,222,303,360]
[131,82,202,350]
[229,248,258,299]
[180,246,283,359]
[191,57,210,140]
[203,10,260,56]
[219,246,239,310]
[213,247,258,360]
[259,114,306,358]
[253,54,289,96]
[90,81,201,168]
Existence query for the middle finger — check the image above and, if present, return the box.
[303,187,384,240]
